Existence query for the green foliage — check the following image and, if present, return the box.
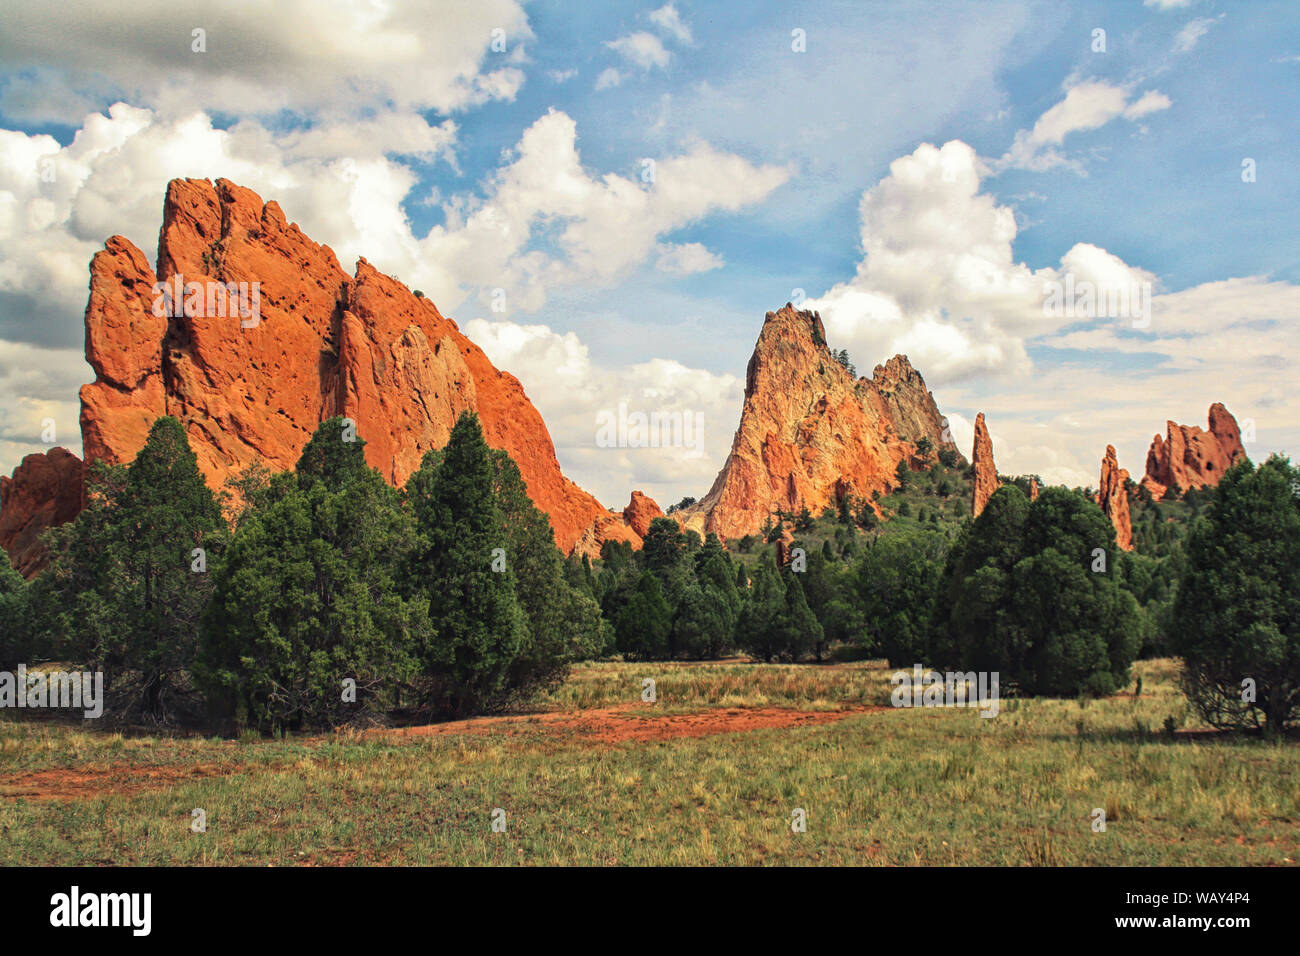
[489,449,604,689]
[0,549,29,668]
[616,571,672,660]
[894,459,911,491]
[932,486,1142,696]
[38,418,224,722]
[1171,456,1300,733]
[851,529,947,666]
[405,412,526,717]
[199,465,423,732]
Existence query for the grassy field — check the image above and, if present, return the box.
[0,658,1296,866]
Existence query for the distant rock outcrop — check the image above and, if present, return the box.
[685,304,962,540]
[971,412,997,518]
[0,448,84,576]
[1098,444,1133,551]
[622,491,665,539]
[1140,403,1247,498]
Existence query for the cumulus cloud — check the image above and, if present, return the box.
[463,318,742,506]
[0,0,532,124]
[802,139,1155,386]
[998,80,1171,172]
[418,109,790,315]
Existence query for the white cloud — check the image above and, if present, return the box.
[418,110,790,316]
[1173,17,1218,54]
[649,4,693,45]
[595,68,624,91]
[607,32,671,71]
[804,140,1148,385]
[655,242,724,275]
[1145,0,1197,9]
[549,68,578,83]
[998,80,1172,172]
[464,318,742,507]
[0,0,532,124]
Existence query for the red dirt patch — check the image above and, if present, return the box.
[374,703,884,744]
[0,762,234,802]
[1,705,885,802]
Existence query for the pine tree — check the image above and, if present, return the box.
[406,412,526,716]
[39,417,224,722]
[616,571,672,659]
[200,421,425,731]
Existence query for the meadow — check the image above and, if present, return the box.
[1,658,1296,866]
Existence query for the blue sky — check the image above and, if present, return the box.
[0,0,1297,507]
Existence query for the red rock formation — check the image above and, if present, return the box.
[1097,445,1133,551]
[622,491,664,539]
[0,448,85,576]
[971,412,997,518]
[8,177,638,565]
[687,304,962,540]
[1140,403,1246,499]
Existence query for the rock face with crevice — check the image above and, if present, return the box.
[685,304,962,540]
[3,178,641,571]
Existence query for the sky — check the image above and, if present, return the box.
[0,0,1297,510]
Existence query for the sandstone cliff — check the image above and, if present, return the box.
[1140,403,1246,498]
[971,412,997,518]
[687,304,962,540]
[3,178,640,570]
[1097,444,1133,551]
[0,448,85,576]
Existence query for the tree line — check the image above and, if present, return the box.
[1,413,1294,734]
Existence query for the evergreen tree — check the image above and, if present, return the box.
[40,418,223,722]
[1171,456,1299,733]
[406,412,526,716]
[737,553,787,662]
[616,571,672,659]
[489,449,604,688]
[852,529,947,666]
[932,485,1141,696]
[200,422,425,731]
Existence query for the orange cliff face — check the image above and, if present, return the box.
[1140,402,1247,498]
[2,178,639,572]
[685,304,963,540]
